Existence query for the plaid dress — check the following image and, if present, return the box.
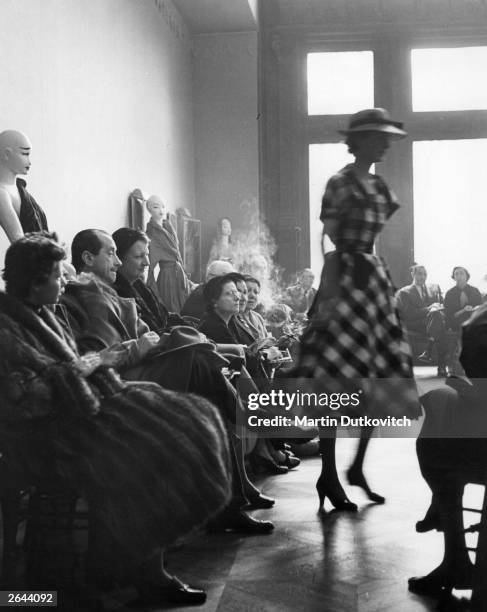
[297,165,420,418]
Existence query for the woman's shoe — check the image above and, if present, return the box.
[281,450,300,470]
[245,492,275,510]
[137,576,207,606]
[346,467,385,504]
[415,504,442,533]
[316,476,358,512]
[250,455,289,475]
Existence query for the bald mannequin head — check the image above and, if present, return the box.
[146,194,167,224]
[0,131,32,178]
[206,260,235,281]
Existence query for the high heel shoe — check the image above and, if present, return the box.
[346,467,385,504]
[316,476,358,512]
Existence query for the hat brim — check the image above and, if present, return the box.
[338,124,407,138]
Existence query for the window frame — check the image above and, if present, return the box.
[301,29,487,284]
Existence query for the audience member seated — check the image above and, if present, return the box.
[181,259,234,320]
[199,274,277,383]
[62,229,273,533]
[444,266,481,331]
[265,303,300,354]
[0,232,231,605]
[443,266,482,376]
[112,227,187,331]
[243,275,269,339]
[409,302,487,598]
[229,273,300,474]
[396,264,453,376]
[282,268,316,316]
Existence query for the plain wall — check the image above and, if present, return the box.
[0,0,195,253]
[193,32,258,265]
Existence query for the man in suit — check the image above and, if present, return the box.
[396,264,453,376]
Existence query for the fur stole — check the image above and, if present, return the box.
[0,292,125,421]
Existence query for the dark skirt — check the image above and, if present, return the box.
[297,251,421,418]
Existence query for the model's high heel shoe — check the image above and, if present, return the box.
[346,467,385,504]
[316,475,358,512]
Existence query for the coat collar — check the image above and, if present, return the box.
[0,292,78,362]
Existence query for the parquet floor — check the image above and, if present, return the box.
[38,368,487,610]
[138,434,479,612]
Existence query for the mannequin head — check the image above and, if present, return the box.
[0,130,32,178]
[146,195,167,224]
[218,217,232,238]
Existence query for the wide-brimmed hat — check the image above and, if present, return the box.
[339,108,407,138]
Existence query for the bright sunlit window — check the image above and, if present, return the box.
[307,51,374,115]
[412,46,487,111]
[308,143,354,281]
[414,139,487,293]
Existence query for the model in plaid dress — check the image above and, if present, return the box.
[297,109,421,511]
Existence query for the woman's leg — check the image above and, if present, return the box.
[347,426,385,504]
[317,426,357,511]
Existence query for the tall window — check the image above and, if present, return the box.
[306,40,487,291]
[411,46,487,290]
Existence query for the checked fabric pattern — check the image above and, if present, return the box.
[298,253,421,419]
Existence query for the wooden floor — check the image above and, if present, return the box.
[105,435,479,612]
[25,367,485,611]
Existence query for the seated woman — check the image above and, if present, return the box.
[443,266,481,376]
[444,266,481,331]
[199,275,297,475]
[410,301,487,597]
[242,275,269,339]
[0,233,231,605]
[199,273,274,381]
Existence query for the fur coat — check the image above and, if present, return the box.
[0,291,231,580]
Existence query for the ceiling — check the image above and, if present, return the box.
[173,0,257,34]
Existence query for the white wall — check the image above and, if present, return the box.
[193,32,259,264]
[0,0,195,252]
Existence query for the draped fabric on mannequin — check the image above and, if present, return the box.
[146,217,191,313]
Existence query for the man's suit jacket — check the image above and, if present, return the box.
[396,283,441,329]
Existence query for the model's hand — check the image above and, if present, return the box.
[136,331,161,357]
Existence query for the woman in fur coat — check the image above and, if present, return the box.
[0,233,231,604]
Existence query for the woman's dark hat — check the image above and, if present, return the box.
[339,108,407,138]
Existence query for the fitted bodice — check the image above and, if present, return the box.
[321,165,399,253]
